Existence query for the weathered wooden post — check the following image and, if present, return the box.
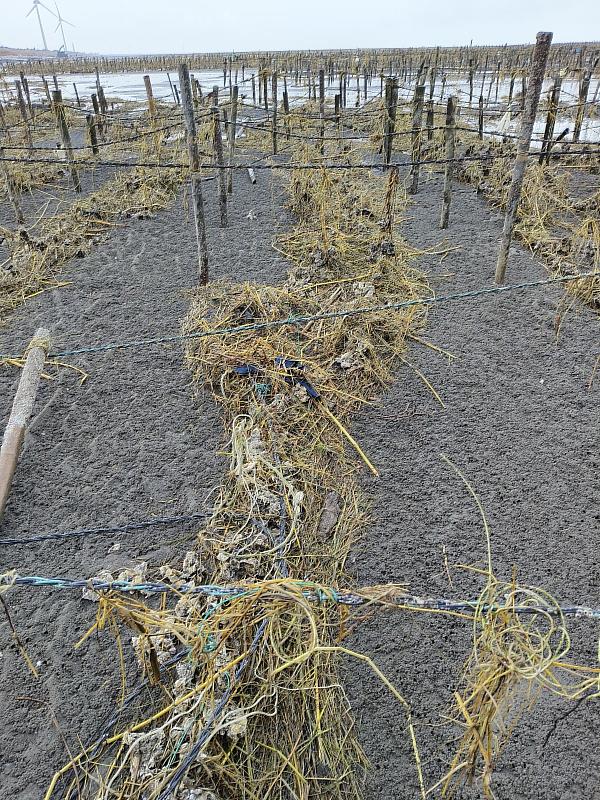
[86,114,99,155]
[426,98,434,141]
[439,95,457,229]
[252,74,256,104]
[0,328,51,521]
[272,71,278,154]
[495,32,553,285]
[468,58,474,105]
[319,68,325,155]
[478,94,484,139]
[211,88,228,228]
[41,76,51,105]
[15,81,33,148]
[166,71,178,104]
[508,73,515,105]
[91,93,104,137]
[52,90,81,193]
[97,85,108,116]
[0,147,25,225]
[19,72,33,118]
[0,102,12,142]
[144,74,157,118]
[178,64,209,284]
[573,69,592,143]
[228,84,239,193]
[539,76,561,164]
[283,83,290,140]
[383,77,398,166]
[408,83,425,194]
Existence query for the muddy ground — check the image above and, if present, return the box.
[0,159,598,800]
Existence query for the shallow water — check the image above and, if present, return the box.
[1,69,598,144]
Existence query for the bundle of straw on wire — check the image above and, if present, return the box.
[48,121,431,800]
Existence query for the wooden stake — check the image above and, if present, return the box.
[0,146,25,225]
[383,77,398,166]
[144,75,157,118]
[495,32,553,285]
[166,71,177,104]
[211,101,228,228]
[178,64,210,284]
[539,76,561,164]
[409,83,425,194]
[319,68,325,155]
[15,81,32,149]
[0,328,51,521]
[573,68,592,143]
[97,86,108,116]
[52,90,81,193]
[439,95,457,229]
[426,98,434,141]
[228,84,239,193]
[478,94,484,139]
[272,71,278,155]
[86,114,99,155]
[91,93,104,136]
[282,86,290,140]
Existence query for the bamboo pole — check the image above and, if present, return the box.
[439,95,457,229]
[0,328,51,521]
[495,31,553,285]
[178,64,210,284]
[52,90,81,193]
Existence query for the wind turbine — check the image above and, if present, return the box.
[53,2,75,53]
[25,0,56,51]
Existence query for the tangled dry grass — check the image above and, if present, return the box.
[38,107,599,800]
[0,102,215,323]
[1,90,597,799]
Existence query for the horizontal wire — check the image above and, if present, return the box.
[4,270,589,361]
[0,145,598,173]
[0,511,210,546]
[2,573,599,619]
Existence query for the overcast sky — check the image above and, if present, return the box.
[4,0,600,55]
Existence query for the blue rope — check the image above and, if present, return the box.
[4,574,599,619]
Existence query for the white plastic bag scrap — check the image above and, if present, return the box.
[81,569,114,602]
